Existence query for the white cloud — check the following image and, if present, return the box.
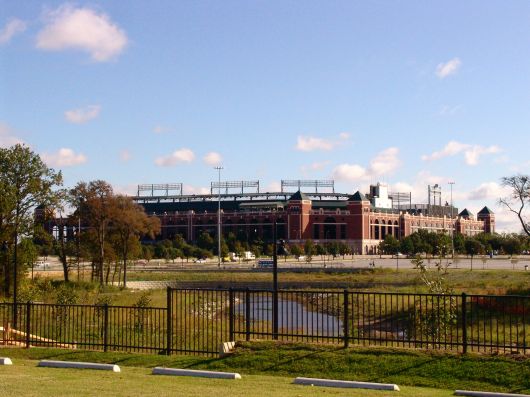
[369,147,401,176]
[467,182,510,201]
[36,5,128,62]
[295,133,350,152]
[113,184,137,196]
[120,149,131,162]
[183,184,210,195]
[422,140,501,166]
[0,18,27,44]
[331,164,367,182]
[463,145,501,166]
[0,122,23,147]
[265,181,282,192]
[435,57,461,78]
[155,148,195,167]
[64,105,101,124]
[331,147,401,182]
[41,148,87,167]
[203,152,222,166]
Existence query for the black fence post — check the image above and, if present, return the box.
[25,301,31,349]
[343,290,349,348]
[245,288,251,342]
[103,303,109,352]
[461,293,467,354]
[229,288,235,341]
[166,287,172,356]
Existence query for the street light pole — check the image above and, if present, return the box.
[215,166,223,268]
[272,218,278,340]
[449,181,455,259]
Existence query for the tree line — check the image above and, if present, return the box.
[0,145,161,294]
[2,144,530,295]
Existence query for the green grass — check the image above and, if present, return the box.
[0,361,452,397]
[1,343,529,395]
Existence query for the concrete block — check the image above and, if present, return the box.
[455,391,530,397]
[294,377,400,391]
[152,367,241,379]
[219,341,236,356]
[0,357,13,365]
[38,360,120,372]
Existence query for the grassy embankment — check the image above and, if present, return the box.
[20,267,530,308]
[0,342,529,396]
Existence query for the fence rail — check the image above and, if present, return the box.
[1,289,528,356]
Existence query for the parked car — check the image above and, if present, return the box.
[194,258,206,263]
[34,261,50,269]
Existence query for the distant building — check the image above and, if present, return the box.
[128,181,494,255]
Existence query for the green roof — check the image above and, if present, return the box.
[478,206,494,215]
[348,191,367,201]
[459,208,473,217]
[288,190,311,201]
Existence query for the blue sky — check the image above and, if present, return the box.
[1,1,529,231]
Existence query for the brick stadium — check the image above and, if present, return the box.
[129,180,494,255]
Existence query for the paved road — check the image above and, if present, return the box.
[32,256,530,274]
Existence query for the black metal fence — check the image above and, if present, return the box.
[1,289,528,356]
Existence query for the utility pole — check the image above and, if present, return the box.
[449,181,455,259]
[272,218,278,340]
[215,166,223,268]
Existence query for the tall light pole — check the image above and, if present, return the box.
[449,181,455,259]
[215,166,223,268]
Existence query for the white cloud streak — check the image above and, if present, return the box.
[436,57,461,78]
[64,105,101,124]
[295,133,350,152]
[203,152,222,166]
[331,147,401,182]
[36,5,128,62]
[422,140,501,166]
[155,148,195,167]
[0,122,24,147]
[41,148,87,167]
[0,18,27,44]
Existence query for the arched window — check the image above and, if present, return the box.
[374,220,380,240]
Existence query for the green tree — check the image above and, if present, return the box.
[380,235,400,256]
[465,238,483,270]
[111,195,160,287]
[197,231,214,252]
[290,244,303,259]
[304,239,315,262]
[69,180,114,285]
[0,144,62,297]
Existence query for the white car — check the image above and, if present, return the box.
[34,261,50,269]
[194,259,206,263]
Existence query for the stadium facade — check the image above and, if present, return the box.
[132,181,495,254]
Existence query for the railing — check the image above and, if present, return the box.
[1,289,528,356]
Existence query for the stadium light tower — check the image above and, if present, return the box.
[215,166,223,268]
[449,181,455,259]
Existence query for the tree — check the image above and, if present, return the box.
[0,144,62,297]
[304,239,315,262]
[111,195,160,287]
[290,244,302,259]
[499,175,530,236]
[380,235,400,256]
[465,238,483,270]
[69,181,115,285]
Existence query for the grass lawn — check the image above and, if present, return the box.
[1,343,529,396]
[0,360,452,397]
